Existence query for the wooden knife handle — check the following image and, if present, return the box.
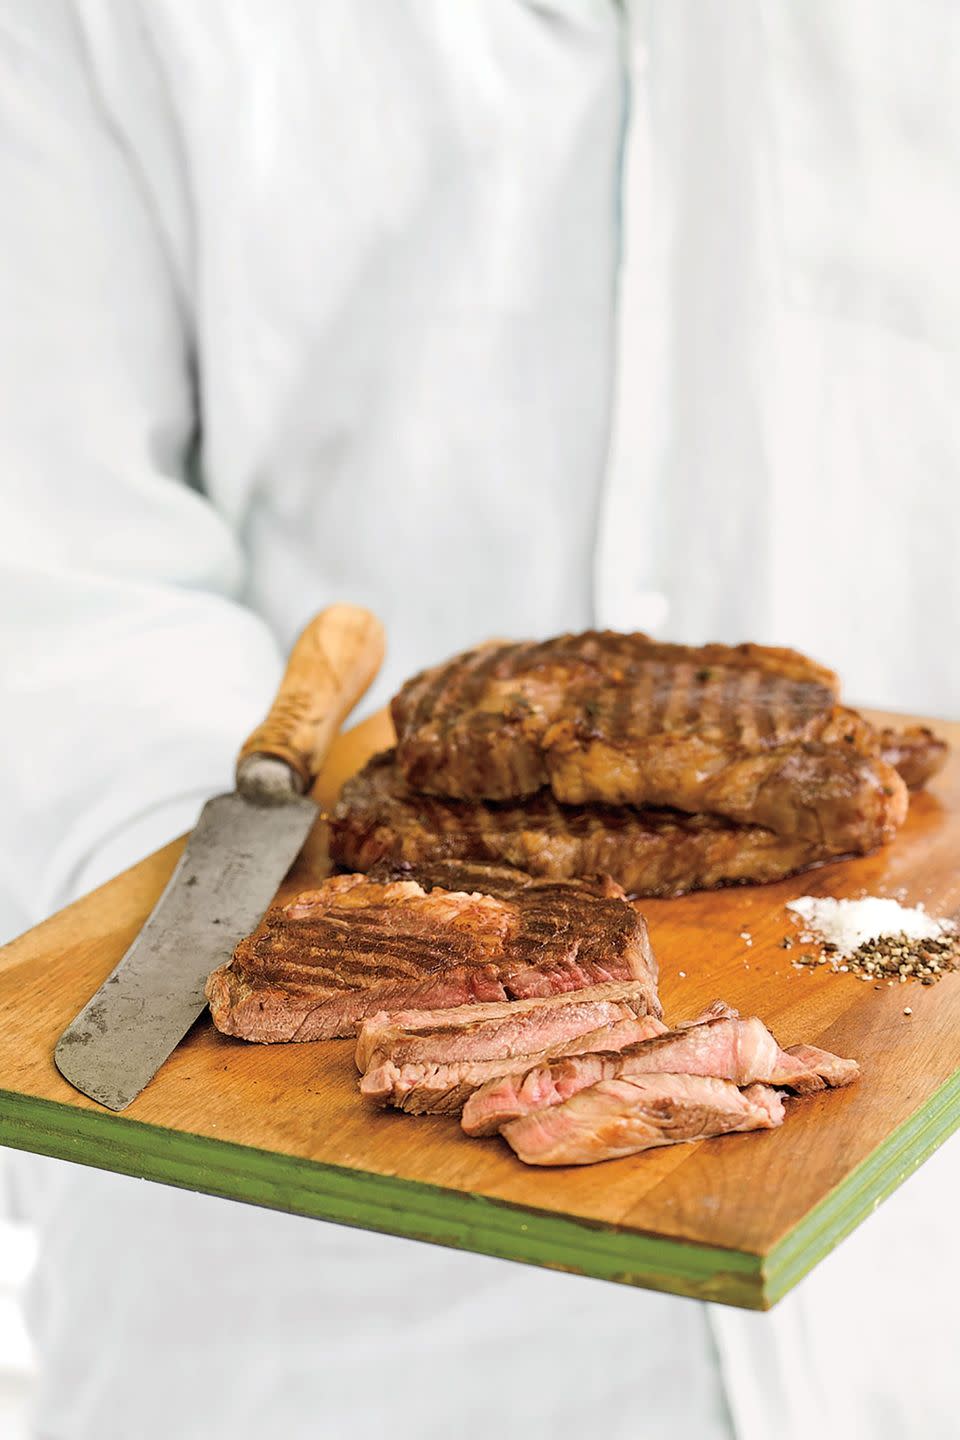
[236,605,385,798]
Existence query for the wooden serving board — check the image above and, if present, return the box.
[1,709,958,1310]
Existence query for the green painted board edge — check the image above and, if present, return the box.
[762,1067,960,1304]
[0,1070,957,1311]
[0,1088,762,1307]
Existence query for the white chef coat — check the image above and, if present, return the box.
[1,2,958,1438]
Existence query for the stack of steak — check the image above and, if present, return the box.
[356,991,858,1167]
[356,982,664,1115]
[330,632,947,896]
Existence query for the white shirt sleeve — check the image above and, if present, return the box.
[0,3,282,920]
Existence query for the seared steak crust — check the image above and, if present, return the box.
[205,862,658,1043]
[331,751,870,897]
[390,633,908,848]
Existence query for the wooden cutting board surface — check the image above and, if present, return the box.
[1,709,958,1310]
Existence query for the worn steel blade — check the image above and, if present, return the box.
[54,790,317,1111]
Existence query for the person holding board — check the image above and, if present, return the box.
[0,3,956,1438]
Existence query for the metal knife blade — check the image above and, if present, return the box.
[53,603,385,1111]
[54,788,316,1111]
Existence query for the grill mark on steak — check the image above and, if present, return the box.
[734,666,761,747]
[641,659,664,734]
[661,659,694,733]
[630,656,655,737]
[205,862,659,1043]
[760,672,785,743]
[692,665,719,737]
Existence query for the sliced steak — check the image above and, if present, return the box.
[355,980,657,1072]
[461,1013,858,1135]
[330,751,870,896]
[205,862,658,1043]
[390,633,908,850]
[361,1054,536,1116]
[500,1074,786,1166]
[360,1011,667,1115]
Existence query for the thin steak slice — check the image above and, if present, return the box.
[461,1013,859,1136]
[330,751,875,897]
[784,1043,861,1089]
[501,1074,786,1166]
[360,1010,666,1115]
[391,633,908,850]
[355,980,658,1072]
[205,862,658,1043]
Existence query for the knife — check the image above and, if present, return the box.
[54,603,385,1111]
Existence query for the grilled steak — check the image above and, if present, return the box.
[330,751,876,896]
[391,633,908,849]
[461,1013,859,1135]
[500,1074,785,1166]
[205,862,658,1043]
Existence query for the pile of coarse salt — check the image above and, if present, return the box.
[784,895,959,987]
